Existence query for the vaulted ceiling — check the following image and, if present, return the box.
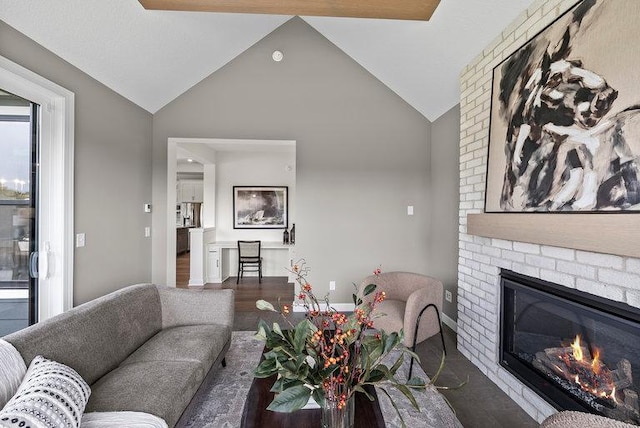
[0,0,534,121]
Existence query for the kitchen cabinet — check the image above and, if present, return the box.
[207,245,221,283]
[178,180,203,202]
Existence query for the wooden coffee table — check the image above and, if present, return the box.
[241,373,386,428]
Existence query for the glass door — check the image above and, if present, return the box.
[0,90,38,336]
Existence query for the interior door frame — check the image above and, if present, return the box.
[0,54,75,320]
[165,138,296,287]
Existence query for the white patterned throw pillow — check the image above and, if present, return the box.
[81,412,168,428]
[0,355,91,428]
[0,340,27,409]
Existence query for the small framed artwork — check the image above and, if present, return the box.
[233,186,288,229]
[486,0,640,213]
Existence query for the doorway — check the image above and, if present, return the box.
[165,138,296,287]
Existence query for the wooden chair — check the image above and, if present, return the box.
[237,240,262,284]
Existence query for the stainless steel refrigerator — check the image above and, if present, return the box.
[179,202,202,228]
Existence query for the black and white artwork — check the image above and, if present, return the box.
[233,186,288,229]
[486,0,640,212]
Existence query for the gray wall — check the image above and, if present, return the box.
[0,16,461,313]
[152,17,434,302]
[0,21,153,305]
[430,105,460,321]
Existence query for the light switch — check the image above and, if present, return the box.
[76,233,85,247]
[329,281,336,291]
[145,227,151,237]
[144,203,152,213]
[407,205,414,216]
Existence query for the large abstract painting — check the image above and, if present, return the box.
[233,186,288,229]
[486,0,640,212]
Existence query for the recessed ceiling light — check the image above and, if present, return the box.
[272,50,284,62]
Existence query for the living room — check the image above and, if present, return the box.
[2,0,640,427]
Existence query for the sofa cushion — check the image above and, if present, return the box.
[4,284,163,385]
[0,339,27,409]
[157,287,235,329]
[0,355,90,428]
[85,361,202,428]
[121,324,231,376]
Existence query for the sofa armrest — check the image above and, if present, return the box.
[157,286,235,329]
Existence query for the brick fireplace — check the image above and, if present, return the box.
[457,0,640,422]
[500,270,640,424]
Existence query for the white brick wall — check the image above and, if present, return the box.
[457,0,640,422]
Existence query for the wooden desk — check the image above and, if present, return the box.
[209,241,293,249]
[206,242,295,283]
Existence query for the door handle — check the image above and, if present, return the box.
[39,242,51,279]
[29,252,39,278]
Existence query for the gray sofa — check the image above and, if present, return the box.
[3,283,234,427]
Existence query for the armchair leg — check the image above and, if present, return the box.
[221,358,227,368]
[408,303,446,379]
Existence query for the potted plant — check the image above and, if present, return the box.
[255,260,427,428]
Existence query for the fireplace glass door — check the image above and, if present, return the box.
[500,270,640,425]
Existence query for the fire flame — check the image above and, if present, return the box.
[571,335,583,361]
[591,348,602,375]
[569,335,603,375]
[559,335,616,403]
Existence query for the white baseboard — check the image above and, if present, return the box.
[293,302,356,313]
[441,313,457,332]
[328,303,356,312]
[292,303,458,335]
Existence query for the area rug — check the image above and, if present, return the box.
[180,331,462,427]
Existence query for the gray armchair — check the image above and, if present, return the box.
[359,271,446,376]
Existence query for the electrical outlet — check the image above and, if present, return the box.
[329,281,336,291]
[145,227,151,237]
[445,290,453,303]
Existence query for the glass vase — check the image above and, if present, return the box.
[321,396,354,428]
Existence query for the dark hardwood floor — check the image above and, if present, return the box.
[176,252,294,312]
[175,252,537,427]
[176,251,190,288]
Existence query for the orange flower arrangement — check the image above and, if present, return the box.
[255,259,424,426]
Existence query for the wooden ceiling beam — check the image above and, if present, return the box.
[137,0,441,21]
